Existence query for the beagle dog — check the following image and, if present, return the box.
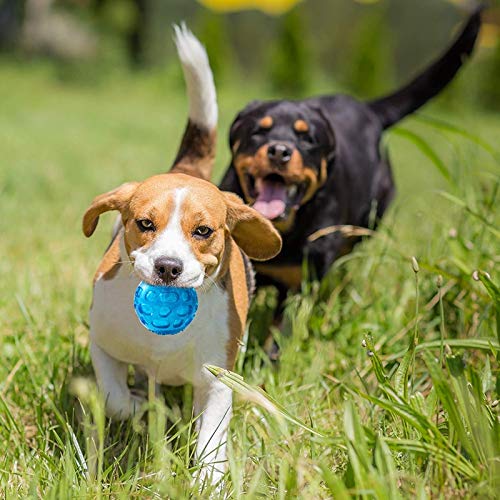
[82,27,281,485]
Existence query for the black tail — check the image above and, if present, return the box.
[368,8,482,130]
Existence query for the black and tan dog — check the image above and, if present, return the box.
[220,10,482,304]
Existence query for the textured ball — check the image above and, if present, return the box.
[134,282,198,335]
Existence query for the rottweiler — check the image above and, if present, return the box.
[219,10,482,309]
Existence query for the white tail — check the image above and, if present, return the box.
[173,23,217,131]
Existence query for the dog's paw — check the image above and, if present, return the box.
[106,392,146,421]
[192,465,226,497]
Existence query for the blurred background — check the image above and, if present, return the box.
[1,0,500,108]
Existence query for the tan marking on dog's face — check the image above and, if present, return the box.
[258,116,273,129]
[122,187,174,257]
[178,189,227,279]
[301,166,321,205]
[319,157,327,186]
[294,119,309,133]
[231,139,241,153]
[233,146,327,233]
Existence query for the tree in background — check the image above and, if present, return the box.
[0,0,23,50]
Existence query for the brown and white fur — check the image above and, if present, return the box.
[82,26,281,486]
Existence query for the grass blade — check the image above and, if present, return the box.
[391,127,452,183]
[394,348,412,400]
[422,352,479,464]
[438,192,500,239]
[415,114,500,162]
[363,334,388,384]
[374,436,399,499]
[387,338,499,361]
[205,365,327,438]
[384,438,478,480]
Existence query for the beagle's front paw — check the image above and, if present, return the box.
[193,464,226,497]
[105,392,146,421]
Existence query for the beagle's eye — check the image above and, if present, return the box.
[193,226,213,239]
[136,219,155,232]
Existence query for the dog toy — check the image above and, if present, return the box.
[134,282,198,335]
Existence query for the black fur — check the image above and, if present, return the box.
[219,10,481,299]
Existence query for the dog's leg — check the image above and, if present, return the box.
[90,342,145,420]
[305,232,349,280]
[193,372,232,487]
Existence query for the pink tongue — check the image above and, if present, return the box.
[253,181,287,220]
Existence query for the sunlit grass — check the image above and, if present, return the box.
[0,60,498,497]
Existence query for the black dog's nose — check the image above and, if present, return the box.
[267,143,292,166]
[154,257,183,282]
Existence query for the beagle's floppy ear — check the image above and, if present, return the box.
[82,182,138,237]
[223,192,282,261]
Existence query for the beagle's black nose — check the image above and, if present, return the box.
[154,257,183,283]
[267,143,292,166]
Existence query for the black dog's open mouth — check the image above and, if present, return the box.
[246,173,308,220]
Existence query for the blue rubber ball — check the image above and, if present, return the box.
[134,282,198,335]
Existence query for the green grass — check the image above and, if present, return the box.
[0,60,499,498]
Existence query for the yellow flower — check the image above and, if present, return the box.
[197,0,302,15]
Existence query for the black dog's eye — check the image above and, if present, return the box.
[136,219,155,232]
[193,226,214,239]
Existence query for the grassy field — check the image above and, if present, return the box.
[0,61,499,498]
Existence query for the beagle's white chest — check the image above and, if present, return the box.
[89,266,230,386]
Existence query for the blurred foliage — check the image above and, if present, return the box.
[481,37,500,111]
[269,5,309,96]
[344,6,395,98]
[0,0,23,50]
[195,10,233,81]
[1,0,500,110]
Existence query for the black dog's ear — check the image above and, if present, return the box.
[229,100,264,150]
[314,106,337,164]
[229,111,245,150]
[317,108,336,149]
